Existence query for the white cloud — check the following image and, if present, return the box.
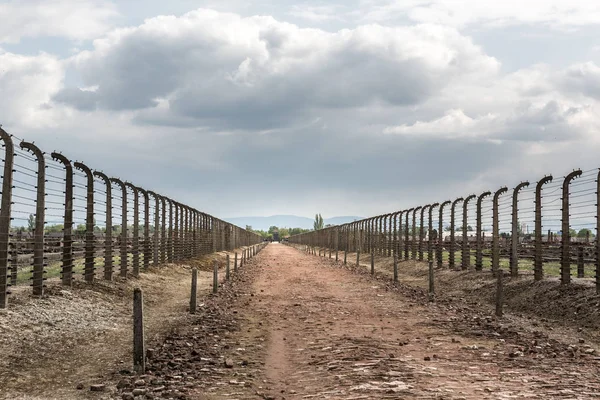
[383,109,498,138]
[0,50,64,128]
[288,5,344,22]
[0,0,117,43]
[361,0,600,29]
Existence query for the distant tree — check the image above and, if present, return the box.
[279,227,290,238]
[27,214,35,231]
[577,228,595,238]
[314,214,324,230]
[289,227,311,236]
[245,225,252,231]
[45,224,64,234]
[569,228,577,237]
[268,226,279,235]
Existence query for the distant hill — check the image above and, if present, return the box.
[223,215,364,231]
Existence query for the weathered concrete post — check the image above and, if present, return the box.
[0,130,14,308]
[111,178,128,277]
[234,252,238,272]
[133,288,145,374]
[510,182,529,277]
[596,170,600,293]
[53,153,74,286]
[561,170,582,284]
[393,252,398,282]
[492,187,508,275]
[534,177,552,280]
[428,203,439,264]
[190,267,197,314]
[419,206,430,261]
[213,260,218,294]
[405,209,413,260]
[428,261,435,302]
[462,195,476,270]
[411,207,421,260]
[226,254,230,280]
[94,172,113,280]
[21,142,46,296]
[148,191,160,267]
[476,192,491,271]
[449,198,463,270]
[437,201,451,269]
[125,183,140,276]
[75,162,95,283]
[371,249,375,275]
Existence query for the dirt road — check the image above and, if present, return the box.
[111,243,600,399]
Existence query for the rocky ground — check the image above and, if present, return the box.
[0,249,245,400]
[103,244,600,399]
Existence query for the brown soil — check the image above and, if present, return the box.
[106,244,600,399]
[0,248,247,400]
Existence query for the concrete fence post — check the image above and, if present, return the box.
[0,130,14,308]
[21,142,46,296]
[94,172,113,281]
[53,153,74,286]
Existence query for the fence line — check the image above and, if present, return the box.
[0,128,261,308]
[289,168,600,293]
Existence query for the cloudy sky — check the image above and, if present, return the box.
[2,0,600,219]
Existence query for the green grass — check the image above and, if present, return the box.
[432,250,595,278]
[14,253,148,285]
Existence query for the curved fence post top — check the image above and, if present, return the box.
[564,169,583,183]
[93,170,110,181]
[536,175,553,189]
[0,127,14,143]
[514,181,530,192]
[136,186,149,197]
[73,160,92,174]
[452,197,464,207]
[50,151,70,166]
[20,141,44,158]
[109,177,126,188]
[493,187,509,199]
[477,191,492,202]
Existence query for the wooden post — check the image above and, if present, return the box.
[344,249,347,265]
[428,261,435,302]
[133,288,145,374]
[190,268,197,314]
[356,250,360,267]
[371,250,375,275]
[577,246,584,278]
[393,253,398,282]
[495,269,504,317]
[213,260,218,294]
[226,254,230,280]
[234,252,238,272]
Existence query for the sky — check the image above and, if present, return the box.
[1,0,600,220]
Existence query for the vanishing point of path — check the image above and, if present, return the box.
[120,243,600,399]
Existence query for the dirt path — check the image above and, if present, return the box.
[105,243,600,399]
[182,243,600,400]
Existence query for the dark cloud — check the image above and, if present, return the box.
[56,9,498,130]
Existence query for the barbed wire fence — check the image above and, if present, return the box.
[0,128,261,309]
[289,167,600,293]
